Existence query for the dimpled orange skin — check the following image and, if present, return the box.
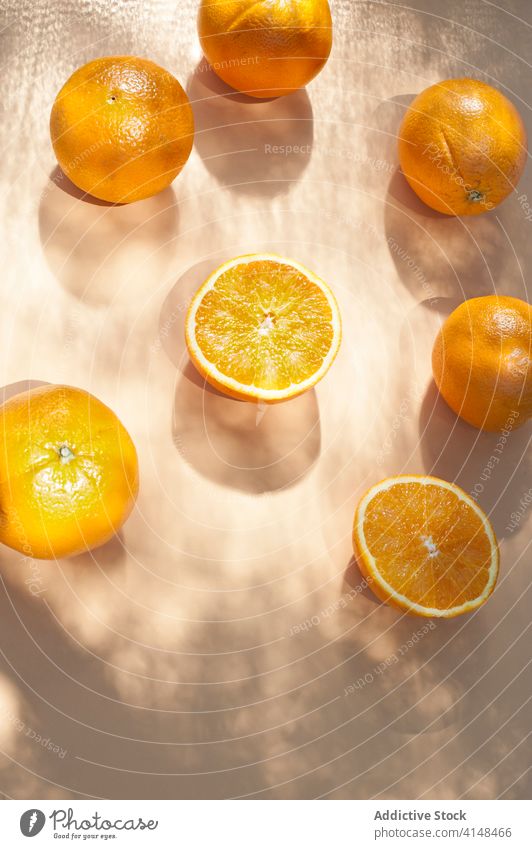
[50,56,194,203]
[432,296,532,432]
[198,0,333,99]
[398,78,527,215]
[0,385,139,559]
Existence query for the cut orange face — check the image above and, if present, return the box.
[353,476,499,618]
[185,254,341,402]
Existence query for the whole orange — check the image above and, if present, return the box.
[432,296,532,431]
[398,78,527,215]
[50,56,194,203]
[197,0,332,99]
[0,385,139,559]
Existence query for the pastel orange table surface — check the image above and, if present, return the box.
[0,0,530,799]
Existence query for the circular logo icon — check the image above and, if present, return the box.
[20,810,46,837]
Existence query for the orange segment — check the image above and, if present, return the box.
[353,476,499,618]
[185,254,341,402]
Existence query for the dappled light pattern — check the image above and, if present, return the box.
[0,0,529,803]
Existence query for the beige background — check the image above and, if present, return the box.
[0,0,530,799]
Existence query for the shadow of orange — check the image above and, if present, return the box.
[419,381,532,539]
[383,168,527,306]
[39,171,179,306]
[187,59,313,197]
[172,366,321,493]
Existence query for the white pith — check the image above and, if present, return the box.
[420,534,440,558]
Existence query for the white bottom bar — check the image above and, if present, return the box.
[1,799,529,847]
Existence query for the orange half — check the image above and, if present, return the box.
[185,254,341,402]
[353,475,499,618]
